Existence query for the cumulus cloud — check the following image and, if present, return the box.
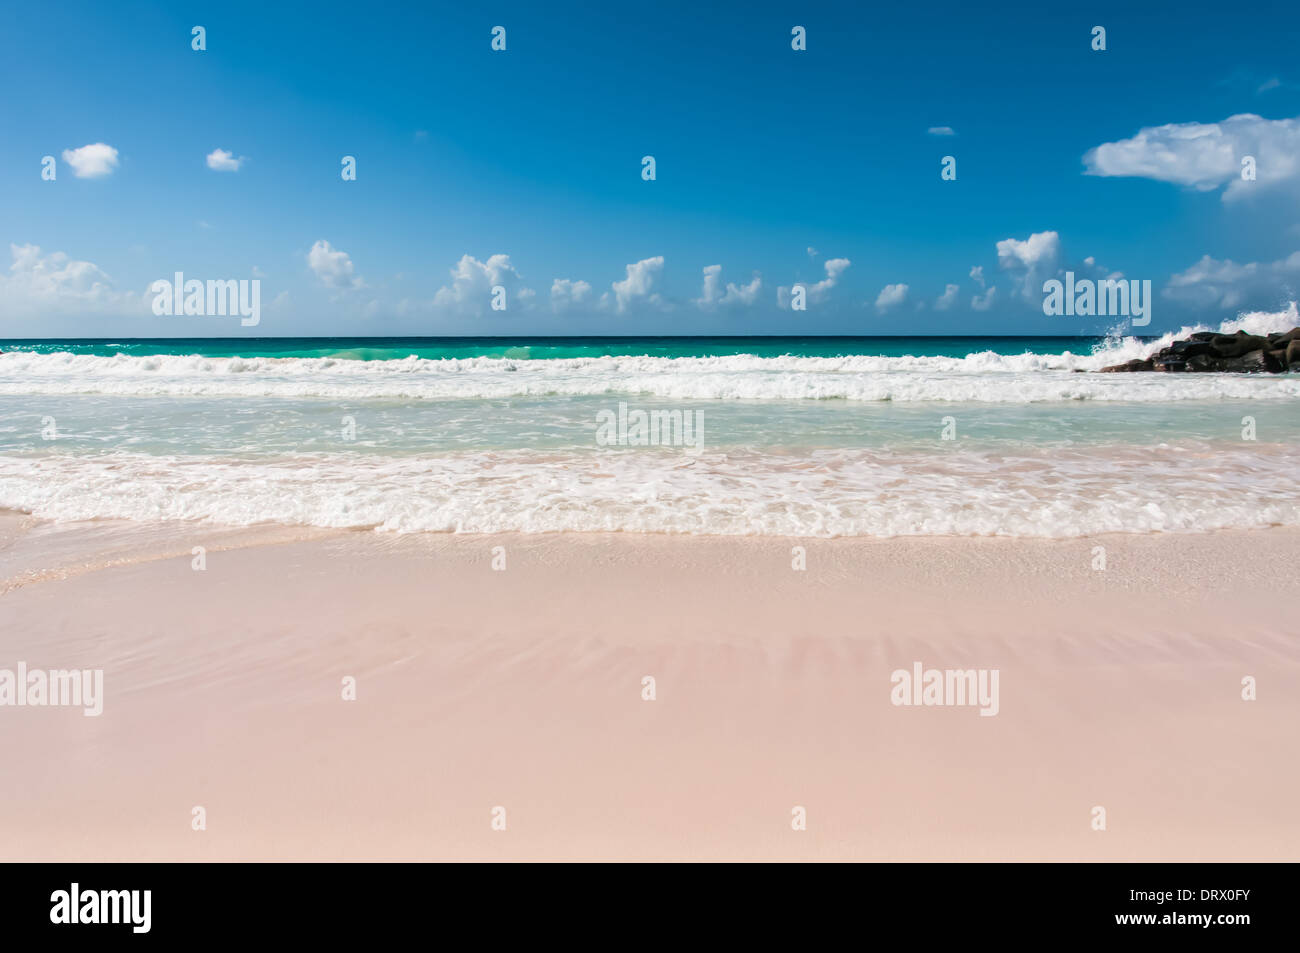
[604,256,665,313]
[696,264,762,309]
[874,283,909,312]
[4,243,114,300]
[927,126,956,136]
[0,244,143,320]
[934,283,960,310]
[1083,113,1300,200]
[997,230,1061,271]
[206,148,245,172]
[61,143,119,178]
[957,231,1118,313]
[971,286,998,311]
[550,278,593,312]
[816,258,851,294]
[996,230,1062,303]
[432,253,527,314]
[778,257,851,309]
[1163,249,1300,310]
[307,240,364,290]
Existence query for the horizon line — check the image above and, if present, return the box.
[0,332,1155,342]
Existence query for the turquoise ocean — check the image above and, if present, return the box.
[2,316,1299,537]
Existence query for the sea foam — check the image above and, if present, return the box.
[2,443,1298,538]
[2,308,1299,405]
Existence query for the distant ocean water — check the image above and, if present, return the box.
[0,334,1139,362]
[2,307,1299,538]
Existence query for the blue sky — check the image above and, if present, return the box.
[2,0,1299,337]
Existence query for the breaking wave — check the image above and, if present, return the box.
[1,308,1297,404]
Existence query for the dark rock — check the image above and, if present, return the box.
[1169,340,1216,358]
[1220,349,1267,373]
[1098,326,1299,373]
[1209,332,1269,358]
[1287,339,1300,369]
[1099,358,1154,373]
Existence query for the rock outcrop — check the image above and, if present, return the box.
[1100,328,1300,373]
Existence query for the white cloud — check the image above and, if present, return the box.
[961,231,1116,312]
[550,278,593,311]
[778,257,851,309]
[972,286,998,311]
[996,231,1061,271]
[935,283,960,310]
[927,126,956,136]
[807,246,819,258]
[61,143,119,178]
[996,230,1062,303]
[206,148,245,172]
[696,264,762,309]
[307,240,364,290]
[1083,113,1300,200]
[1258,78,1282,94]
[433,254,526,314]
[0,243,142,319]
[4,243,113,300]
[817,258,851,291]
[697,265,724,306]
[1164,249,1300,310]
[874,283,909,312]
[605,256,665,313]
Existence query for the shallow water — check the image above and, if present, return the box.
[2,314,1298,537]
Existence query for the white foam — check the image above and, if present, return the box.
[3,444,1298,538]
[1088,301,1300,366]
[3,313,1300,406]
[4,309,1297,538]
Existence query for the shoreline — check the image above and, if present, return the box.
[5,508,1300,598]
[2,516,1298,860]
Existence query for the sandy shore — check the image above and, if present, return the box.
[1,512,1297,861]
